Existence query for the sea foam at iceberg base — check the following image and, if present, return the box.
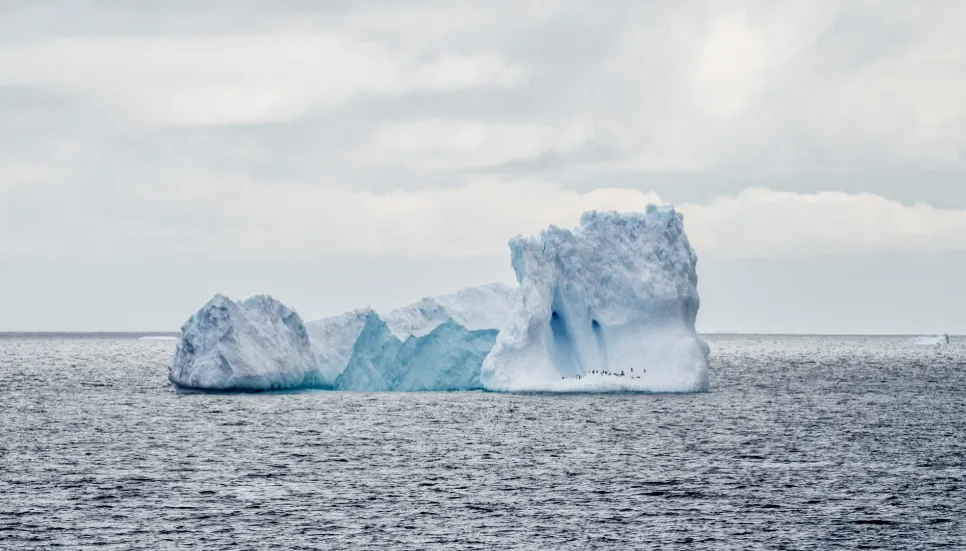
[170,205,709,393]
[481,205,710,393]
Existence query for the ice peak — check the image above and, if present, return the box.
[383,283,518,339]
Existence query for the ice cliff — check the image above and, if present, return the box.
[170,284,518,392]
[480,206,710,393]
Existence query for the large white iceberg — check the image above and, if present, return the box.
[170,284,518,392]
[170,207,710,394]
[170,294,321,391]
[481,206,710,393]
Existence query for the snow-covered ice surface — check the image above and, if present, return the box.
[481,206,710,393]
[913,333,951,346]
[171,284,518,392]
[169,295,321,392]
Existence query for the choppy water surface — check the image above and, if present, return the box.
[1,335,964,550]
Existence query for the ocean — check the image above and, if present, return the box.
[1,334,963,549]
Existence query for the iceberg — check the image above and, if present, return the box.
[912,333,950,346]
[481,206,710,393]
[170,284,518,392]
[169,207,710,394]
[170,294,321,392]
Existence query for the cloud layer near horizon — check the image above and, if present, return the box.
[4,181,966,259]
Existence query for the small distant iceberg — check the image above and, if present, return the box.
[912,333,950,346]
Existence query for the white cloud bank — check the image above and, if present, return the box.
[682,188,966,257]
[5,181,966,259]
[369,121,593,169]
[0,35,527,126]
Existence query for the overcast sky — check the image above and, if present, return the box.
[2,1,965,333]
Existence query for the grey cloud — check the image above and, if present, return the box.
[3,1,963,185]
[2,0,964,201]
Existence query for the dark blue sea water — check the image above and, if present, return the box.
[1,335,964,550]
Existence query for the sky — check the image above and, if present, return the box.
[1,0,965,333]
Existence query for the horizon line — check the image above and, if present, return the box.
[0,331,956,338]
